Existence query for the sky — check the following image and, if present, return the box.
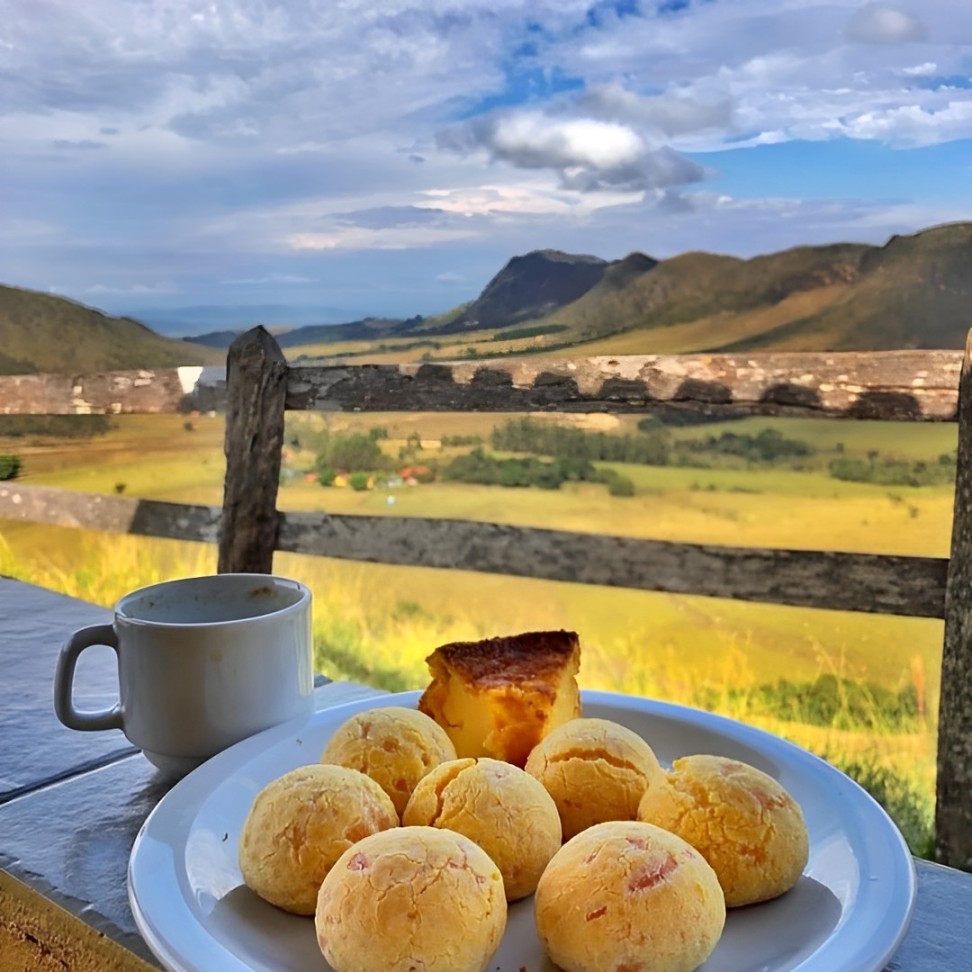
[2,0,972,332]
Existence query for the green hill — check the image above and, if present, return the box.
[541,244,869,346]
[7,221,972,371]
[453,249,611,329]
[0,284,224,374]
[535,224,972,354]
[273,224,971,360]
[724,223,972,351]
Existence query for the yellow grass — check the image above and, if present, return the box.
[0,411,945,848]
[546,284,852,356]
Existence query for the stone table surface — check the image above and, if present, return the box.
[1,575,970,970]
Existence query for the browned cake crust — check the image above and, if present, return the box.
[429,630,579,689]
[418,630,582,766]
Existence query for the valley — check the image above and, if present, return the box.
[0,410,952,854]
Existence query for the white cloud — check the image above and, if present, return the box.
[490,114,645,171]
[901,62,938,77]
[1,0,971,318]
[844,4,927,45]
[416,181,641,216]
[287,225,477,251]
[833,99,972,146]
[580,83,733,138]
[221,273,312,285]
[86,282,179,295]
[439,110,707,191]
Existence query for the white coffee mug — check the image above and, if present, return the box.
[54,573,314,777]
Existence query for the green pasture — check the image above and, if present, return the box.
[7,413,227,504]
[0,408,946,852]
[4,411,956,560]
[1,413,948,732]
[0,411,949,700]
[0,520,941,705]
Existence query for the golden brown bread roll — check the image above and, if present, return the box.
[637,753,809,906]
[238,764,398,915]
[534,820,726,972]
[320,705,457,818]
[403,756,562,900]
[524,716,666,839]
[315,825,507,972]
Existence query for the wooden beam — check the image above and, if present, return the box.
[286,349,962,420]
[276,511,947,619]
[0,484,220,542]
[0,483,946,618]
[217,327,287,574]
[937,329,972,869]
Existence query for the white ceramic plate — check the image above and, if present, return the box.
[129,690,916,972]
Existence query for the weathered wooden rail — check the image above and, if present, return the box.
[0,328,970,870]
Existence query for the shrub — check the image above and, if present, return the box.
[348,471,370,491]
[0,455,21,480]
[832,757,934,859]
[829,452,956,487]
[678,428,813,463]
[492,416,671,466]
[607,475,635,497]
[314,433,386,475]
[441,434,483,447]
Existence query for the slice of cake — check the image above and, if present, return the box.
[417,630,581,767]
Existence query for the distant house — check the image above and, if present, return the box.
[399,464,432,483]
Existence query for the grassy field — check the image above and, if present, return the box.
[0,411,949,854]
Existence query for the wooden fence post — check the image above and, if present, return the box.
[937,327,972,869]
[217,327,288,574]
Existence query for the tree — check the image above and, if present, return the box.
[315,433,386,474]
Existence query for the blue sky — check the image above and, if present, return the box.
[1,0,971,332]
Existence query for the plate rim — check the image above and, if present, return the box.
[128,688,917,972]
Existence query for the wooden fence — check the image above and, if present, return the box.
[1,327,970,870]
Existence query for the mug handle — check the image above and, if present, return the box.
[53,624,125,731]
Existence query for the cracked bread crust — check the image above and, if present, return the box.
[637,754,809,906]
[524,717,666,840]
[315,826,507,972]
[238,764,398,915]
[402,756,562,900]
[535,821,725,972]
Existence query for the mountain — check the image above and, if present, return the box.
[543,243,867,346]
[450,249,612,329]
[723,223,972,351]
[274,317,420,348]
[132,304,354,335]
[0,285,225,375]
[522,223,972,354]
[201,251,614,349]
[222,223,972,356]
[6,222,972,373]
